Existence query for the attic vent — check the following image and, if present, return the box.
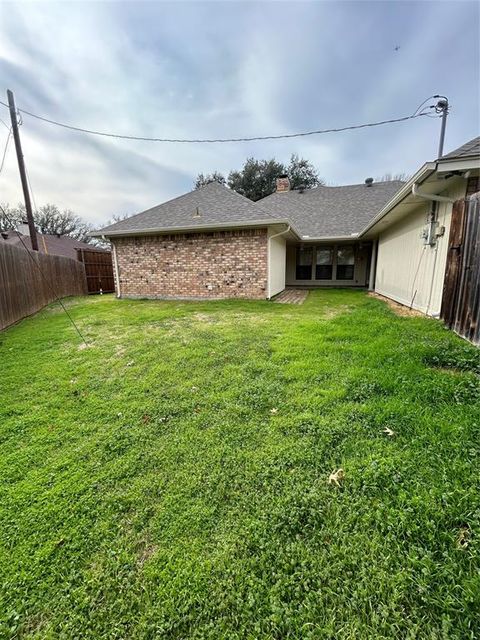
[1,232,8,240]
[297,184,306,194]
[365,177,374,187]
[192,206,202,219]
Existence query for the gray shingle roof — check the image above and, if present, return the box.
[93,178,405,240]
[257,181,405,237]
[440,136,480,161]
[95,182,278,235]
[0,232,102,260]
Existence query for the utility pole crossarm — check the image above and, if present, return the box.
[7,89,38,251]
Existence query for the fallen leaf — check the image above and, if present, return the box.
[270,408,278,415]
[383,427,395,437]
[127,361,134,367]
[457,525,471,549]
[328,468,344,487]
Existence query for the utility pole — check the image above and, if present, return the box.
[7,89,38,251]
[436,97,449,159]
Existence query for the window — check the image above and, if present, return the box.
[296,247,313,280]
[336,245,355,280]
[315,246,333,280]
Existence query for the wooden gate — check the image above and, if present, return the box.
[76,248,115,294]
[441,194,480,345]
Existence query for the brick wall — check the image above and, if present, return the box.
[113,228,268,299]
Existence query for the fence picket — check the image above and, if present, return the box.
[0,243,87,330]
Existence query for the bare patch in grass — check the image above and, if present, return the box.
[320,305,354,320]
[369,292,423,317]
[22,612,48,636]
[137,540,159,567]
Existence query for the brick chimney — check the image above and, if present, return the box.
[276,175,291,193]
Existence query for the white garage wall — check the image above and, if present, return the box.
[375,179,467,316]
[268,230,286,298]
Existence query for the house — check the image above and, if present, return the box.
[92,136,479,316]
[363,136,479,316]
[1,223,100,261]
[92,179,403,300]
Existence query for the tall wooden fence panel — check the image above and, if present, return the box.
[0,242,87,330]
[76,248,115,294]
[441,194,480,345]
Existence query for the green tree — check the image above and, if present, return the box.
[287,154,324,190]
[196,155,324,202]
[194,171,226,189]
[227,158,286,201]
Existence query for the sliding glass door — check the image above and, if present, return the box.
[296,247,313,280]
[315,246,333,280]
[294,244,357,282]
[336,246,355,280]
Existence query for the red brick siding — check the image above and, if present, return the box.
[466,176,480,196]
[113,229,268,299]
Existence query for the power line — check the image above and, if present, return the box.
[0,204,88,346]
[25,164,39,214]
[0,99,437,143]
[0,139,88,346]
[0,124,87,345]
[0,128,11,174]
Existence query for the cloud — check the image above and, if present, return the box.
[0,1,478,226]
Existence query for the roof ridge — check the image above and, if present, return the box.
[205,182,279,219]
[101,181,278,233]
[258,179,406,202]
[105,182,220,229]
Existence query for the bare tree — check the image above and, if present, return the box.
[376,172,410,182]
[0,202,93,242]
[0,203,23,232]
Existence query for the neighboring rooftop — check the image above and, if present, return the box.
[439,136,480,161]
[0,231,101,260]
[258,180,405,238]
[94,182,278,236]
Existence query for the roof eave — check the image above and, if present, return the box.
[436,157,480,173]
[358,162,437,237]
[298,234,360,242]
[90,218,302,240]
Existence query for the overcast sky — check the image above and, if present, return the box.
[0,1,479,227]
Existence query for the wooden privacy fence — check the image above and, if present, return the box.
[441,193,480,345]
[76,247,115,294]
[0,242,87,331]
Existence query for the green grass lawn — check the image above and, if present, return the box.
[1,290,479,639]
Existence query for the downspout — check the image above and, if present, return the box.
[267,225,290,299]
[412,183,454,203]
[368,238,378,292]
[108,236,121,299]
